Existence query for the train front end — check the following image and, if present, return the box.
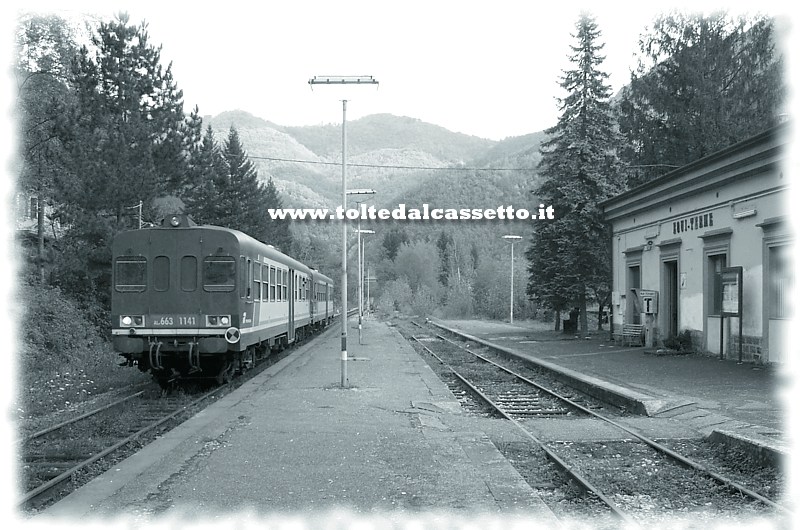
[111,215,242,387]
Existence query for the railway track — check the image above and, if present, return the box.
[19,384,226,511]
[19,312,354,513]
[406,320,789,525]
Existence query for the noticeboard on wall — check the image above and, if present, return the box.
[720,266,743,317]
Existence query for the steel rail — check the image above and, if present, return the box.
[411,334,637,526]
[429,322,791,516]
[24,391,146,442]
[19,384,226,509]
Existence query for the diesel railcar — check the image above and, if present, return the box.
[111,214,334,388]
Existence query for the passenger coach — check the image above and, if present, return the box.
[111,214,334,387]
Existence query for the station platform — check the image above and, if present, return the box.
[435,318,792,466]
[39,318,560,525]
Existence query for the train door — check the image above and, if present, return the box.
[310,280,317,322]
[148,229,179,314]
[288,268,295,343]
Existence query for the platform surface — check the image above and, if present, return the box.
[40,318,559,526]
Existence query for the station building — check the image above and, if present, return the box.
[602,123,792,363]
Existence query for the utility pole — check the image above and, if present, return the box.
[126,200,143,229]
[309,76,378,388]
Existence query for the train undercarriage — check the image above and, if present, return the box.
[118,322,328,390]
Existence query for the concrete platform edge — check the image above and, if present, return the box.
[430,319,660,415]
[707,429,789,468]
[40,327,336,519]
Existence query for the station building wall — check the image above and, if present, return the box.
[603,124,792,363]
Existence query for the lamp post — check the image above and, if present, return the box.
[366,269,375,315]
[347,189,376,345]
[502,235,522,323]
[354,228,375,343]
[309,76,378,388]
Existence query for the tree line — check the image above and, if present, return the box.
[366,12,783,330]
[526,11,783,332]
[15,13,291,319]
[12,11,785,334]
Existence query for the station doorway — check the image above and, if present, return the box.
[662,260,679,339]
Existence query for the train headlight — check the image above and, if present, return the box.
[206,315,232,327]
[170,215,181,227]
[119,315,144,327]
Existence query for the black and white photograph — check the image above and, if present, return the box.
[2,1,797,528]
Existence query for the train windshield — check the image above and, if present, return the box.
[115,256,147,292]
[203,256,236,292]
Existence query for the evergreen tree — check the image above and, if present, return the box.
[184,124,225,225]
[618,12,784,185]
[261,177,292,251]
[208,126,293,250]
[216,126,261,235]
[382,227,409,261]
[436,230,453,287]
[47,13,188,302]
[55,13,187,227]
[526,13,623,332]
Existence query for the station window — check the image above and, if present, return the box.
[153,256,170,292]
[115,256,147,292]
[707,253,727,315]
[204,256,236,292]
[181,256,197,292]
[769,245,793,319]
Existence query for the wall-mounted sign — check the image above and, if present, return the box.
[673,212,713,234]
[638,289,658,314]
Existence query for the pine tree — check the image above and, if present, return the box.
[56,13,187,228]
[215,126,260,234]
[526,13,623,332]
[618,12,784,185]
[261,177,292,251]
[184,124,225,225]
[47,13,188,301]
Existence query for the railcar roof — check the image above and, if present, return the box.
[114,224,323,277]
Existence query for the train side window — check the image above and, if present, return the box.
[181,256,197,291]
[204,256,236,292]
[282,271,288,301]
[270,266,277,302]
[261,263,269,301]
[254,262,262,302]
[153,256,170,292]
[115,256,146,292]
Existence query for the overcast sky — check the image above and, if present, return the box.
[5,0,796,141]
